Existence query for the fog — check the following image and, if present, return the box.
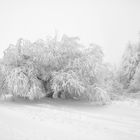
[0,0,140,64]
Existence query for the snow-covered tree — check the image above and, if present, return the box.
[119,42,140,89]
[0,34,112,104]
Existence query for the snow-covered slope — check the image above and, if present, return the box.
[0,99,140,140]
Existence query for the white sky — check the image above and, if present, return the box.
[0,0,140,64]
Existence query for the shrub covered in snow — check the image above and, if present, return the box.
[51,71,85,99]
[6,66,45,100]
[87,86,110,104]
[0,35,114,104]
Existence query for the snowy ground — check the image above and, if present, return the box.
[0,98,140,140]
